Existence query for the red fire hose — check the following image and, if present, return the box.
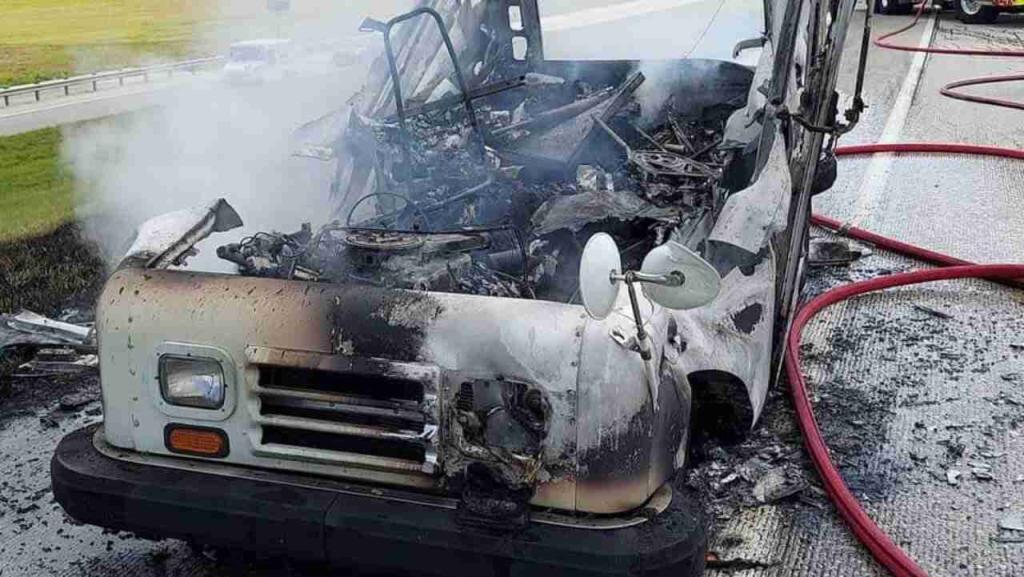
[789,141,1024,577]
[786,4,1024,574]
[874,1,1024,109]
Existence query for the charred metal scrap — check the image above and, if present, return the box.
[114,0,799,519]
[220,18,751,304]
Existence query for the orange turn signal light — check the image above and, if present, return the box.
[165,425,229,458]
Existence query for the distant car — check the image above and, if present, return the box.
[874,0,1024,23]
[222,38,293,84]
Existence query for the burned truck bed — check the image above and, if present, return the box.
[218,4,759,305]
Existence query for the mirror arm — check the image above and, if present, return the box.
[623,279,653,362]
[608,269,688,361]
[612,270,686,287]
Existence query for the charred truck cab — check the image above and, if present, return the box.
[52,1,861,575]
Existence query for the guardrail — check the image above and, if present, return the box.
[0,57,224,107]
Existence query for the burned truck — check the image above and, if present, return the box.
[52,0,862,575]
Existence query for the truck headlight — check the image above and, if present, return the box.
[159,356,225,409]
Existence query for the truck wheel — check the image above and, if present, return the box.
[956,0,999,22]
[874,0,913,14]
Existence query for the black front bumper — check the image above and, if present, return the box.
[52,425,706,576]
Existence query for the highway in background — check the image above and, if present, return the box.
[0,0,762,136]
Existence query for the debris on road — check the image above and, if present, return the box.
[912,303,954,320]
[946,469,962,485]
[970,461,995,481]
[753,469,808,504]
[999,514,1024,532]
[4,310,92,343]
[705,552,778,571]
[1,312,97,390]
[58,390,101,410]
[808,238,867,267]
[14,347,98,378]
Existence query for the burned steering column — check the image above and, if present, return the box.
[216,4,746,305]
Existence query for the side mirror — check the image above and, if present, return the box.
[579,233,722,360]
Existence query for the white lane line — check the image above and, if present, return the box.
[541,0,705,32]
[851,11,937,227]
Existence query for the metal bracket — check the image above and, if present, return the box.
[366,7,485,171]
[775,98,861,138]
[775,0,872,140]
[732,35,767,59]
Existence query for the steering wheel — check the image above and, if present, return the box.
[345,192,432,231]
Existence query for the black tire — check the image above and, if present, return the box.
[956,0,999,22]
[874,0,915,14]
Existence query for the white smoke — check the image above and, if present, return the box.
[539,0,762,62]
[537,0,764,122]
[63,0,763,269]
[63,0,413,270]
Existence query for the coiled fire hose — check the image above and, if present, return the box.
[874,0,1024,109]
[784,1,1024,573]
[788,151,1024,574]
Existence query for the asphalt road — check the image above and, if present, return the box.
[819,9,1024,263]
[701,8,1024,576]
[2,3,1024,577]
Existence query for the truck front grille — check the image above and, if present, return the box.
[245,346,440,481]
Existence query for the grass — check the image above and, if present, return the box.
[0,128,105,316]
[0,127,103,316]
[0,1,250,241]
[0,128,74,242]
[0,221,106,317]
[0,0,215,87]
[0,1,279,316]
[0,1,335,245]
